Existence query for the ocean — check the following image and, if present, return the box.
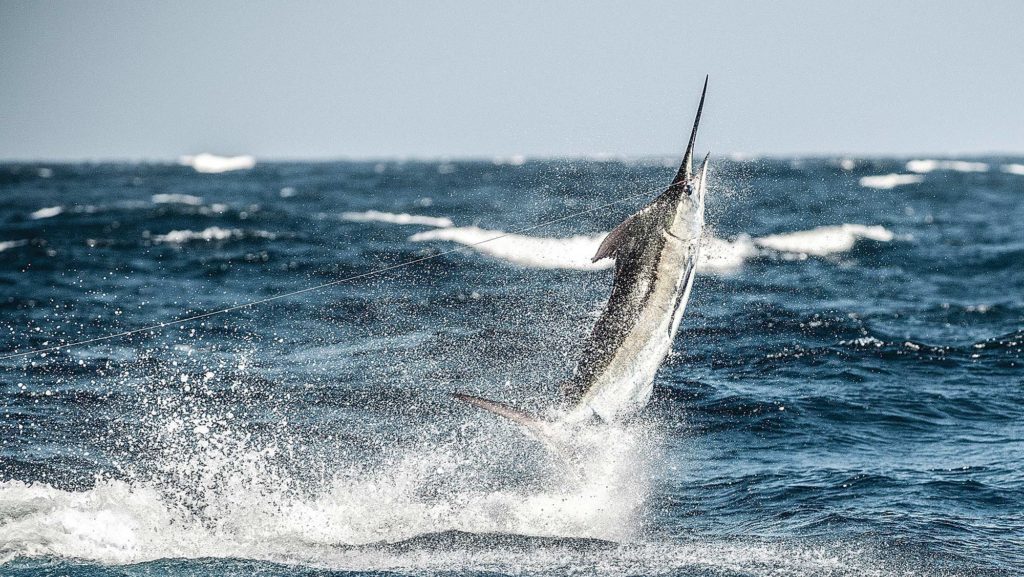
[0,156,1021,576]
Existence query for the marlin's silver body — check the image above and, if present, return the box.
[561,172,706,423]
[455,78,711,432]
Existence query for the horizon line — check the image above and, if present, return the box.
[2,150,1023,165]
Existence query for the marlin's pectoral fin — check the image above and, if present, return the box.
[453,393,554,444]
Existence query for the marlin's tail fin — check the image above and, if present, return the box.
[453,393,557,447]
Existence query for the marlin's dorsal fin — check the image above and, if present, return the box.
[592,213,640,262]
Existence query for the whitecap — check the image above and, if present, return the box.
[342,210,454,228]
[29,206,63,219]
[152,193,204,206]
[344,208,893,272]
[1000,163,1024,176]
[0,239,29,252]
[858,173,924,189]
[754,224,894,257]
[411,227,607,270]
[178,153,256,174]
[151,227,276,244]
[905,159,989,173]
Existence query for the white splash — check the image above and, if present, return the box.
[858,174,925,190]
[179,153,256,174]
[29,206,64,220]
[905,159,989,173]
[1001,163,1024,176]
[0,437,897,576]
[152,193,204,206]
[342,210,454,228]
[754,224,894,257]
[151,227,276,244]
[0,407,653,567]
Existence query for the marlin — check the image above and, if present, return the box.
[455,78,710,435]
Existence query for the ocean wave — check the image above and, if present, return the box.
[178,153,256,174]
[858,174,925,189]
[1001,163,1024,176]
[28,206,64,220]
[342,210,454,228]
[407,222,891,272]
[150,227,276,244]
[905,159,989,173]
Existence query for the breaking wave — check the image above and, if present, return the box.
[398,212,894,272]
[754,224,894,256]
[411,227,609,271]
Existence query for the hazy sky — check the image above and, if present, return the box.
[1,1,1022,160]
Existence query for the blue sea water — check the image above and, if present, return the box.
[0,157,1021,576]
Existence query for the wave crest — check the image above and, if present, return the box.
[403,216,892,272]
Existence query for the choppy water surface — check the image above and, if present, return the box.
[0,157,1021,576]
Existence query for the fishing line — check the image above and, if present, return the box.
[0,180,673,362]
